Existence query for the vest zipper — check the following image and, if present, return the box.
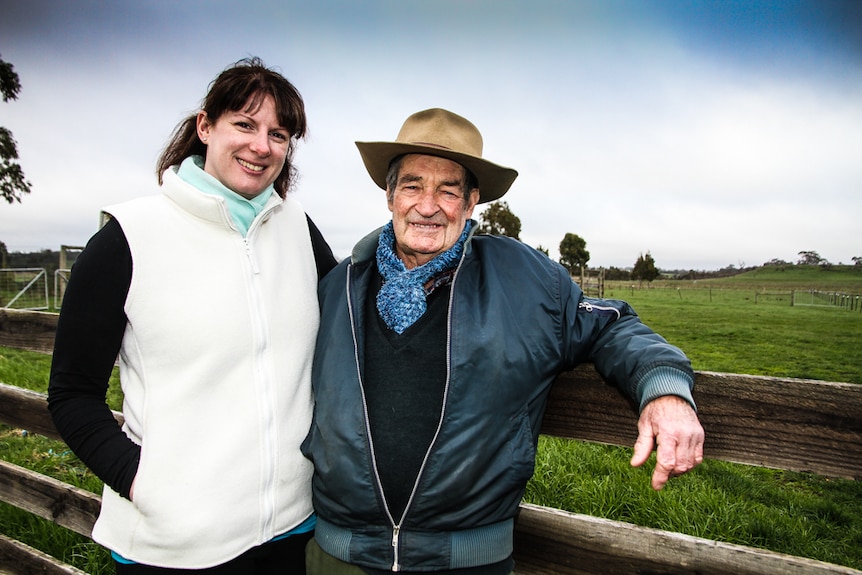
[243,201,278,276]
[244,228,275,541]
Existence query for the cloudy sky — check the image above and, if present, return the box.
[1,0,860,270]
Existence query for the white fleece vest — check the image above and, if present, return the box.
[92,169,319,568]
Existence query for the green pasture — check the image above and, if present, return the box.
[603,281,862,384]
[1,269,861,571]
[0,349,117,573]
[525,273,861,569]
[714,264,862,290]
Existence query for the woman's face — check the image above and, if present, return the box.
[196,94,289,199]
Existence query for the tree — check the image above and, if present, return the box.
[632,251,659,283]
[1,55,32,204]
[558,233,589,275]
[604,266,630,281]
[477,200,521,239]
[534,245,549,257]
[853,256,862,267]
[797,251,823,266]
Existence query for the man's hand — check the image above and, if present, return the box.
[631,395,705,490]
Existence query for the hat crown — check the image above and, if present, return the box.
[396,108,484,158]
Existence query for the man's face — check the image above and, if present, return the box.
[388,154,480,269]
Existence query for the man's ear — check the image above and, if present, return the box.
[464,188,480,218]
[386,188,395,213]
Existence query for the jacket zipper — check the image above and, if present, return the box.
[345,264,402,568]
[346,249,465,571]
[391,525,401,571]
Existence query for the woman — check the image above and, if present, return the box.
[48,57,336,574]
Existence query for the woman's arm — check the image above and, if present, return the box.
[47,217,140,499]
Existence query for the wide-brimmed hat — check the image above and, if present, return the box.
[355,108,518,204]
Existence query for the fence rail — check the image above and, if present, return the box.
[1,309,861,574]
[793,289,862,311]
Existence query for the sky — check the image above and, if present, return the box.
[1,0,860,271]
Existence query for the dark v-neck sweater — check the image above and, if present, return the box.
[362,271,514,575]
[364,270,450,522]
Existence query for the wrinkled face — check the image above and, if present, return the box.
[388,154,479,269]
[196,94,289,199]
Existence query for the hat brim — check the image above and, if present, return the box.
[355,141,518,204]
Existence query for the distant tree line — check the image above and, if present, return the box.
[762,251,862,270]
[477,202,659,282]
[477,202,861,282]
[0,246,61,276]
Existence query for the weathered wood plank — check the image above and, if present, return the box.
[0,383,124,441]
[0,534,88,575]
[0,383,62,441]
[512,503,862,575]
[3,363,861,481]
[541,364,639,446]
[0,460,99,538]
[691,371,862,480]
[542,365,862,480]
[0,310,57,355]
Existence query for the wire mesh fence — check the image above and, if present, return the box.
[0,268,49,310]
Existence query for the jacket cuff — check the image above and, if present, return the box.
[637,366,696,412]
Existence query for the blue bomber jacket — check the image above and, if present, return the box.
[301,224,695,572]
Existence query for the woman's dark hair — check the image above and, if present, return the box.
[156,57,307,198]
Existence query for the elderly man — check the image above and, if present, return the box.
[302,108,704,574]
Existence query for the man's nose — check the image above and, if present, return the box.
[414,189,440,214]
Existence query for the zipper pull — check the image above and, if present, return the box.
[578,301,593,312]
[391,525,401,572]
[244,239,261,274]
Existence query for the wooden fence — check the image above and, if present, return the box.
[1,308,861,574]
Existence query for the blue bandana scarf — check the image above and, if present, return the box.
[376,220,472,334]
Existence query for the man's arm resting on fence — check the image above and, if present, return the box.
[570,292,704,491]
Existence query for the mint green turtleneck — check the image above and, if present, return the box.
[176,155,274,237]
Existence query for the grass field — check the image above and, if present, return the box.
[525,267,862,570]
[1,265,861,572]
[0,349,117,574]
[603,282,862,384]
[712,264,862,290]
